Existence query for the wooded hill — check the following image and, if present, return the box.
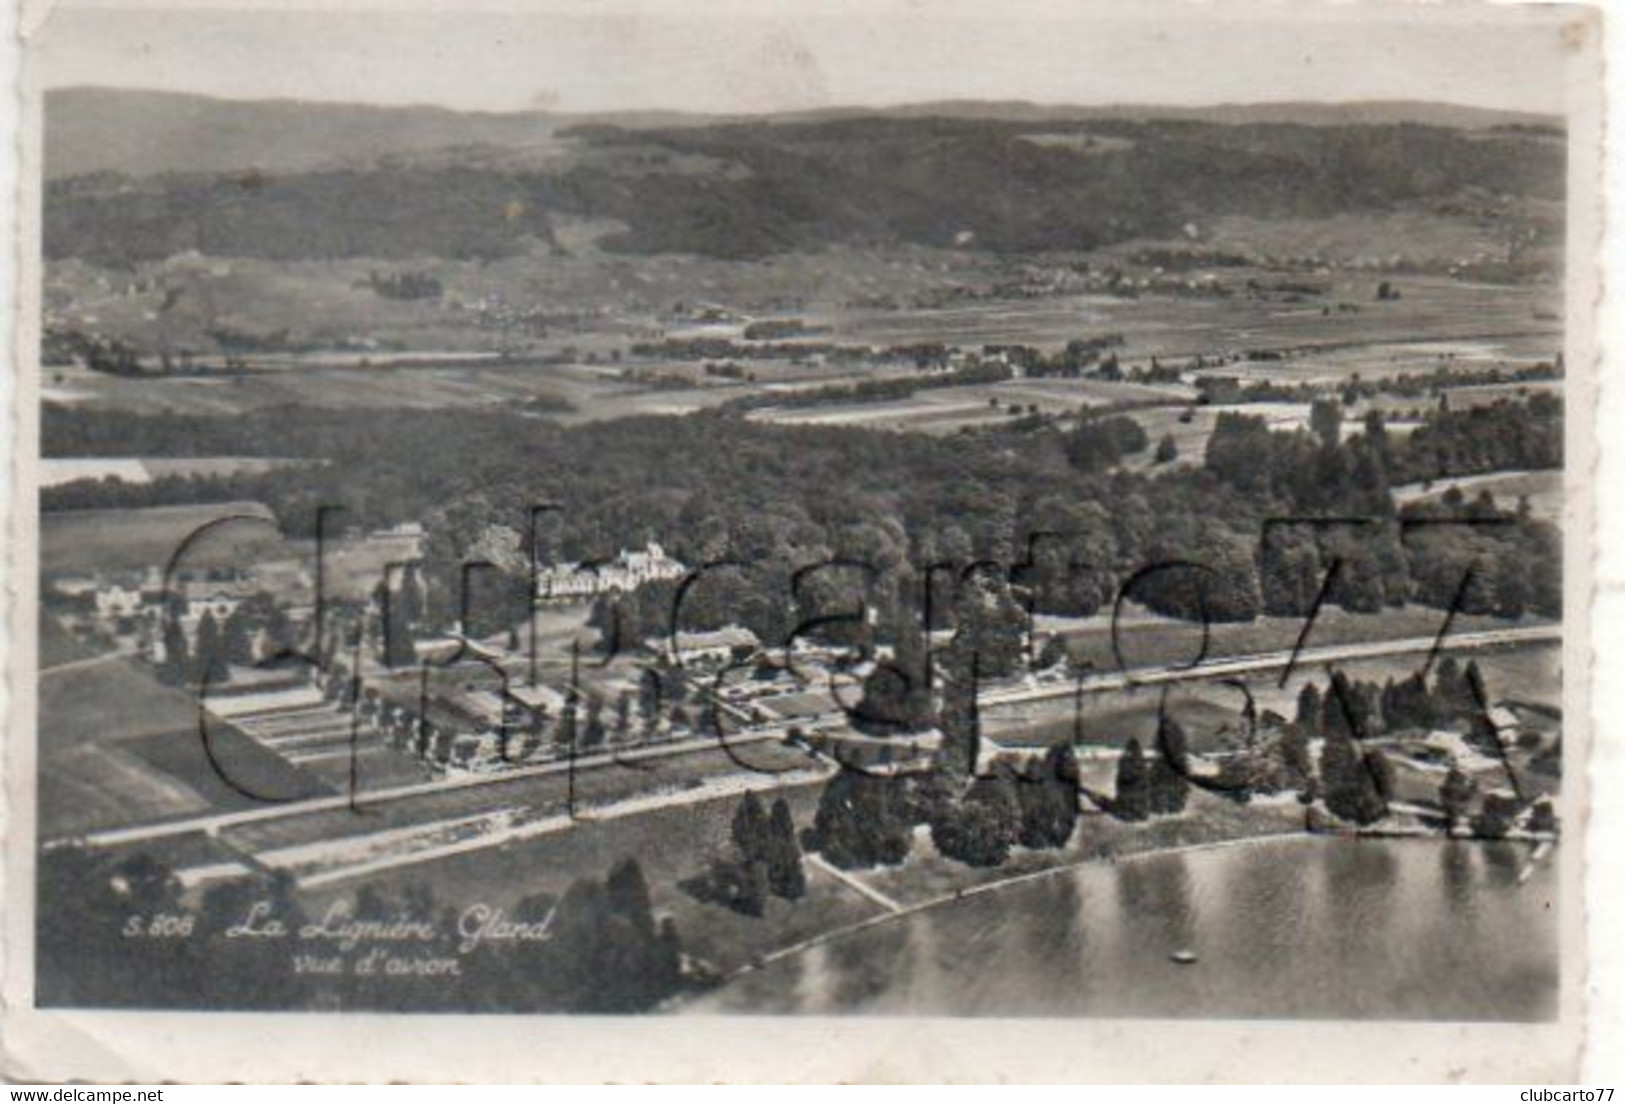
[45,90,1564,264]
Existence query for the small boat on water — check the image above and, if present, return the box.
[1170,949,1198,965]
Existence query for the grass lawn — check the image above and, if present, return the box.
[125,724,330,813]
[41,655,205,747]
[41,742,214,839]
[984,686,1245,751]
[1047,604,1549,674]
[282,776,871,975]
[38,653,328,835]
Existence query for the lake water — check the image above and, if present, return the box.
[683,837,1558,1020]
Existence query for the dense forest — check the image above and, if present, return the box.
[45,116,1564,264]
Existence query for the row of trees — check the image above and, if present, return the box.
[156,608,242,687]
[329,659,702,773]
[1109,724,1192,822]
[152,592,302,689]
[719,358,1015,414]
[1206,394,1561,507]
[1295,659,1496,749]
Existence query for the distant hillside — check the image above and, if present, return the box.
[44,88,563,178]
[44,89,1566,264]
[781,98,1563,131]
[46,87,1562,179]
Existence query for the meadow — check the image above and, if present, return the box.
[1043,604,1544,674]
[40,500,283,575]
[750,377,1186,434]
[280,779,869,977]
[38,653,320,837]
[1390,469,1563,523]
[981,635,1559,757]
[817,275,1557,360]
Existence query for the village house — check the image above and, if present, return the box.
[96,578,159,620]
[178,577,254,627]
[52,568,275,660]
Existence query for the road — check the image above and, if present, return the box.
[69,622,1558,850]
[74,728,791,848]
[978,624,1560,707]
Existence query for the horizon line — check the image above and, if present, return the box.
[43,82,1565,124]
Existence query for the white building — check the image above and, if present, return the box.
[176,577,254,631]
[96,581,154,620]
[537,542,686,600]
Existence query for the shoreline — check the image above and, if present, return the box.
[668,816,1309,1008]
[667,816,1558,1012]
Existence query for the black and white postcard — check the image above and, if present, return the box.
[0,0,1603,1082]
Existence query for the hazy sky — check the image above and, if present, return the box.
[35,0,1581,116]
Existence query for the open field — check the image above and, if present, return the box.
[260,779,884,979]
[43,358,641,417]
[1438,379,1564,408]
[42,653,212,748]
[41,255,1560,426]
[41,355,914,424]
[818,276,1557,358]
[125,725,330,815]
[203,738,820,855]
[982,685,1246,752]
[43,244,1013,357]
[75,756,859,976]
[1191,210,1561,273]
[1391,468,1563,522]
[41,742,215,840]
[40,500,283,576]
[1118,394,1463,472]
[1042,604,1553,675]
[1120,402,1310,470]
[40,456,306,487]
[749,376,1187,433]
[39,612,101,668]
[1190,333,1560,389]
[38,654,323,836]
[39,498,430,605]
[277,781,863,975]
[40,332,1560,434]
